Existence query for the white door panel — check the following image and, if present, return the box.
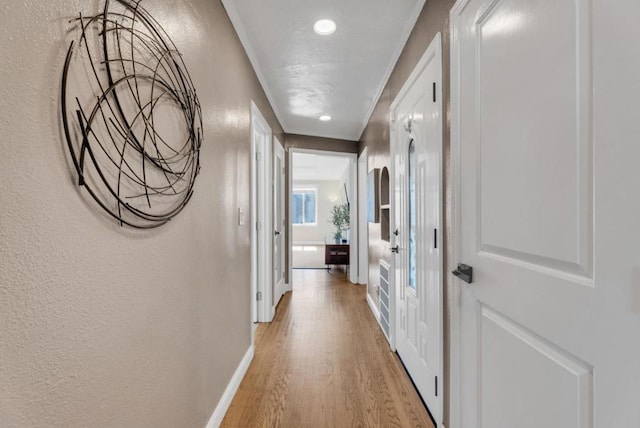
[250,102,272,324]
[391,33,443,425]
[272,138,285,309]
[452,0,640,426]
[475,0,592,275]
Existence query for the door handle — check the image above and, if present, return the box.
[390,245,399,254]
[452,263,473,284]
[274,230,280,236]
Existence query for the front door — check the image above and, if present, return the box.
[452,0,640,426]
[391,33,443,424]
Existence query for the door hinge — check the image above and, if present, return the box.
[256,151,263,161]
[256,221,262,231]
[404,117,412,133]
[434,228,438,249]
[257,291,262,301]
[432,82,437,103]
[435,376,438,397]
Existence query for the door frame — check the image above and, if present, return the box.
[288,148,359,285]
[448,2,471,426]
[250,101,274,325]
[272,136,286,311]
[389,32,444,426]
[357,147,369,285]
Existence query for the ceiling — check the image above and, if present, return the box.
[222,0,425,141]
[292,153,350,181]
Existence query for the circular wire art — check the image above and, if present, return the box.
[61,0,202,229]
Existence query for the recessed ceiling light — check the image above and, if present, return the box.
[319,115,332,122]
[313,19,336,36]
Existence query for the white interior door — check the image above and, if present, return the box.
[250,102,273,324]
[391,33,443,425]
[272,138,285,310]
[451,0,640,426]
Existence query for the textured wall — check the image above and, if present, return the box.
[358,0,456,424]
[0,1,282,427]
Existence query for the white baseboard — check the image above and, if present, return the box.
[366,292,380,321]
[205,345,254,428]
[284,282,292,293]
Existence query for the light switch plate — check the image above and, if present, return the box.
[238,207,245,226]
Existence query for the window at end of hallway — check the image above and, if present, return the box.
[292,189,317,225]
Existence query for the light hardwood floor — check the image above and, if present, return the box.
[222,269,435,428]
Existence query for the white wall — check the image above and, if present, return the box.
[292,180,346,243]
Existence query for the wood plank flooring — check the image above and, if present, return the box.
[221,269,435,428]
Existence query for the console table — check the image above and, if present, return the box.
[324,243,349,269]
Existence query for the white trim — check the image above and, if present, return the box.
[288,148,359,284]
[357,0,427,139]
[283,282,292,293]
[366,292,380,321]
[347,156,358,284]
[221,1,287,131]
[449,0,467,423]
[358,147,369,285]
[205,345,254,428]
[287,149,294,290]
[273,281,286,310]
[390,33,442,112]
[447,2,468,427]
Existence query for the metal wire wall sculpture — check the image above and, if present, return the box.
[62,0,202,229]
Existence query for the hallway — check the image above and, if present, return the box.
[222,270,434,427]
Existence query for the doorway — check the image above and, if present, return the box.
[288,149,359,286]
[389,33,443,425]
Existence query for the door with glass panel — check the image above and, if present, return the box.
[391,34,443,424]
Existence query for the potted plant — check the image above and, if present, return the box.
[329,203,350,243]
